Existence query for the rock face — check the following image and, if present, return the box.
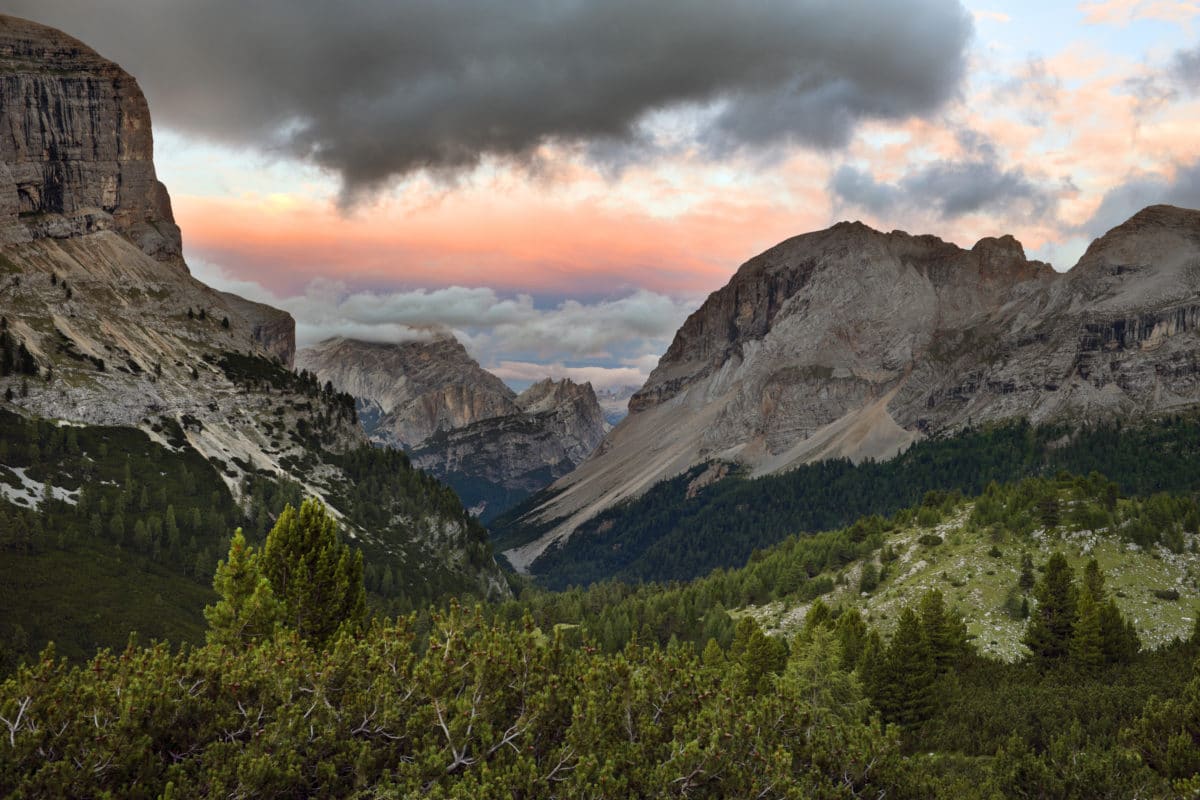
[504,205,1200,571]
[0,14,507,600]
[409,378,608,520]
[298,337,608,520]
[0,15,181,262]
[296,335,518,448]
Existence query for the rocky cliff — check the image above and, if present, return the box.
[298,336,608,520]
[0,14,507,601]
[504,205,1200,571]
[409,378,608,520]
[296,334,518,448]
[0,15,181,262]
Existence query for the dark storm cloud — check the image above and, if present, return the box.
[830,135,1055,221]
[5,0,973,200]
[1081,161,1200,238]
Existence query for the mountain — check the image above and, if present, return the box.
[297,336,607,520]
[296,334,518,448]
[0,14,506,660]
[501,206,1200,572]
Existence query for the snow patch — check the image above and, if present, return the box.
[0,467,80,509]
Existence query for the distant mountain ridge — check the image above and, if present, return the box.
[503,204,1200,572]
[297,335,608,520]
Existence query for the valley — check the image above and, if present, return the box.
[3,7,1200,799]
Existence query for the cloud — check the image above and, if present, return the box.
[11,0,972,201]
[1080,160,1200,236]
[1079,0,1200,26]
[191,260,694,388]
[972,10,1012,22]
[489,361,651,392]
[830,134,1056,220]
[1173,44,1200,90]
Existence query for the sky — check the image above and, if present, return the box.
[6,0,1200,390]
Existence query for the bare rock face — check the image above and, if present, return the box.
[299,337,609,520]
[408,378,608,520]
[504,205,1200,571]
[296,335,519,448]
[0,15,181,263]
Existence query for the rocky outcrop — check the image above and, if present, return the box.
[296,335,519,447]
[299,337,609,520]
[0,15,181,263]
[408,378,608,520]
[503,205,1200,571]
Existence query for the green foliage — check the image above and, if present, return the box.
[0,605,904,799]
[203,529,282,649]
[260,499,366,646]
[499,414,1200,587]
[1024,552,1078,665]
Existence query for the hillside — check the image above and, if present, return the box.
[0,14,507,664]
[743,482,1200,661]
[501,206,1200,571]
[496,413,1200,587]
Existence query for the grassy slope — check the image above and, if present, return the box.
[503,415,1200,588]
[744,502,1200,661]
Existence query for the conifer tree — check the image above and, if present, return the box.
[204,529,282,648]
[1070,587,1104,675]
[918,589,969,672]
[1023,552,1077,665]
[835,607,869,670]
[260,498,366,646]
[874,607,936,726]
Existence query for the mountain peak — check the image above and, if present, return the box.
[0,14,182,262]
[506,204,1200,570]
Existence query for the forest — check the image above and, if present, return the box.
[4,459,1200,795]
[500,415,1200,587]
[4,409,1200,795]
[0,407,495,666]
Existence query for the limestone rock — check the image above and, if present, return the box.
[298,337,608,520]
[504,205,1200,572]
[0,13,508,600]
[0,15,181,264]
[296,334,519,448]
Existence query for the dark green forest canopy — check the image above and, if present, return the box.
[0,408,499,668]
[498,415,1200,588]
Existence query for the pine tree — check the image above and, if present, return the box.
[1018,552,1036,592]
[834,607,868,670]
[1083,558,1106,600]
[1023,552,1077,666]
[204,529,282,648]
[918,589,969,673]
[1070,587,1104,675]
[874,607,936,726]
[260,498,366,647]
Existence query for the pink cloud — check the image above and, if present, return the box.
[1079,0,1199,26]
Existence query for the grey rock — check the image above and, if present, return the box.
[505,205,1200,571]
[0,15,181,264]
[299,337,608,518]
[0,13,507,600]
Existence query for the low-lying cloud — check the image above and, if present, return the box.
[12,0,972,201]
[193,262,693,390]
